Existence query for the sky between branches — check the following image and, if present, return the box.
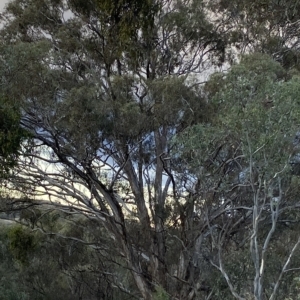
[0,0,7,11]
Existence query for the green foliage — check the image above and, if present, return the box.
[209,0,300,69]
[0,96,26,177]
[153,286,169,300]
[0,226,29,300]
[8,225,35,264]
[176,53,300,180]
[171,53,300,299]
[2,0,300,299]
[0,212,137,300]
[68,0,160,61]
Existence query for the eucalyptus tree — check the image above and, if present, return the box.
[175,53,300,299]
[209,0,300,68]
[0,0,226,298]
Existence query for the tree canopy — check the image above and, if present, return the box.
[1,0,300,299]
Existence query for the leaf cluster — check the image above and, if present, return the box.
[176,54,300,180]
[0,96,28,178]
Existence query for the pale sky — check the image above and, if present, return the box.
[0,0,7,11]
